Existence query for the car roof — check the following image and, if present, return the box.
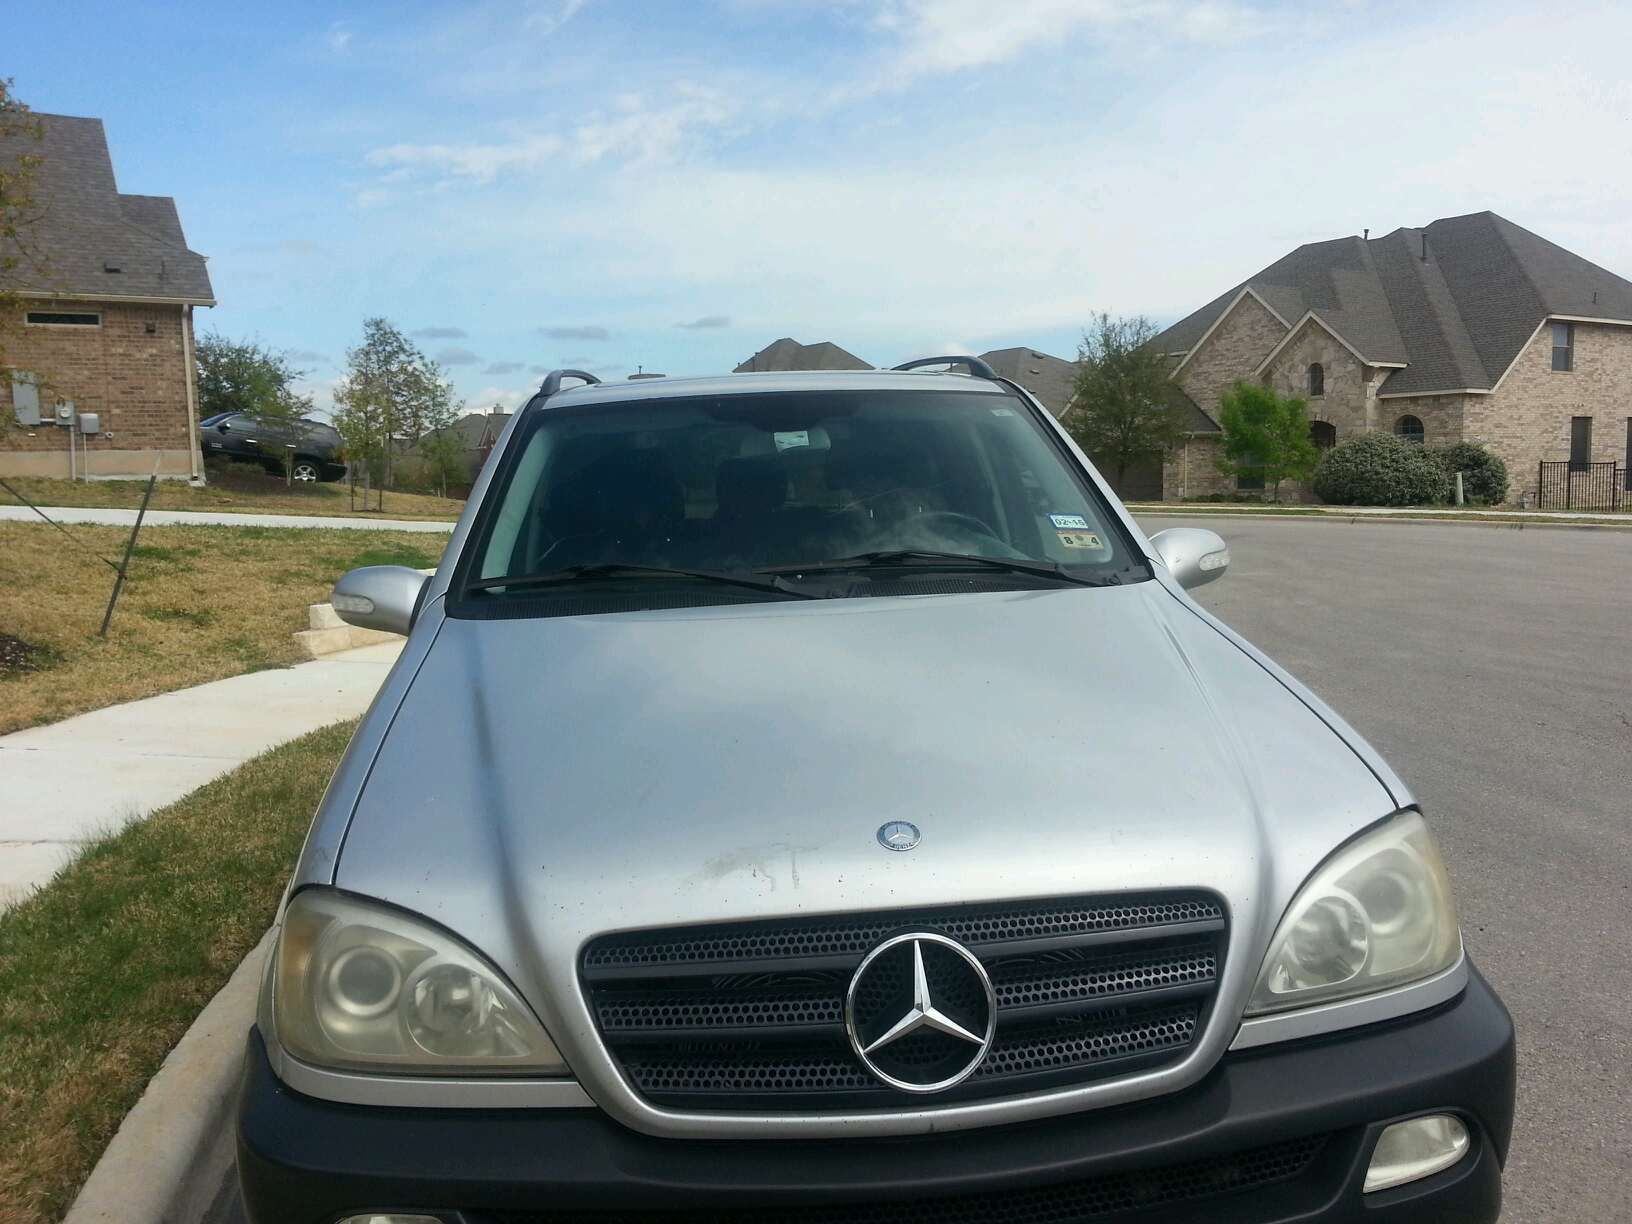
[530,369,1014,410]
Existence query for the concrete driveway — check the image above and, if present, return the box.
[1139,514,1632,1223]
[205,516,1629,1222]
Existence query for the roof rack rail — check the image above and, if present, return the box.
[891,355,999,381]
[538,369,603,397]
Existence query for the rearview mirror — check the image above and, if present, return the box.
[1148,528,1229,590]
[331,566,429,636]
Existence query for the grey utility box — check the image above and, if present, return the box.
[77,412,102,435]
[10,373,41,426]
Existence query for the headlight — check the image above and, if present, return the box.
[1246,810,1461,1015]
[274,889,569,1075]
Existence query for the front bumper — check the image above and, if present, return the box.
[237,965,1515,1224]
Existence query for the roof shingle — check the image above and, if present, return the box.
[978,346,1078,417]
[0,113,213,304]
[1152,211,1632,397]
[734,338,872,372]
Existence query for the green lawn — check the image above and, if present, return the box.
[0,720,358,1224]
[0,521,442,733]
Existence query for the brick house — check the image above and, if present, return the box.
[1,113,214,480]
[1151,212,1632,503]
[735,338,872,373]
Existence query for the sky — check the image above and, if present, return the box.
[9,0,1632,415]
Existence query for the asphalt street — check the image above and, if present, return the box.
[205,516,1631,1223]
[1146,514,1632,1223]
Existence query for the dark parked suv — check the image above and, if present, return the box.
[200,411,347,482]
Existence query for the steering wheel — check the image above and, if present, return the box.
[901,509,1013,552]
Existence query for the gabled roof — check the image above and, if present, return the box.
[448,410,510,449]
[979,346,1078,417]
[1378,212,1632,394]
[733,337,872,372]
[1152,212,1632,397]
[1164,378,1219,434]
[0,113,214,304]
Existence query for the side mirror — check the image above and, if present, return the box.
[1148,527,1229,590]
[331,566,429,636]
[216,422,230,433]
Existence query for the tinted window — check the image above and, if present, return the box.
[1570,416,1591,468]
[462,389,1143,607]
[1552,322,1573,372]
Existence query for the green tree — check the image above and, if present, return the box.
[195,334,312,423]
[408,364,465,497]
[0,78,45,378]
[1215,380,1319,502]
[1066,313,1186,492]
[333,318,454,500]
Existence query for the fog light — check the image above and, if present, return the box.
[1364,1114,1470,1193]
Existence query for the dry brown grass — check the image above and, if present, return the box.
[1,464,464,521]
[0,719,357,1224]
[0,521,443,733]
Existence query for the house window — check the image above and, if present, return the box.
[1310,420,1337,450]
[25,310,101,327]
[1552,321,1573,371]
[1308,362,1324,397]
[1394,414,1425,443]
[1569,416,1592,469]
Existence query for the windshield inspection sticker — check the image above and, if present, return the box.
[1049,513,1090,529]
[772,430,810,450]
[1057,530,1103,550]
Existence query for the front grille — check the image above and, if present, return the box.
[581,893,1225,1111]
[480,1134,1328,1224]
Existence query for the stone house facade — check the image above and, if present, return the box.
[0,114,214,480]
[1152,212,1632,503]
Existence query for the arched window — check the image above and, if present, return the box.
[1310,420,1337,450]
[1394,415,1425,443]
[1308,362,1324,397]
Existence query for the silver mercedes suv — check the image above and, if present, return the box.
[236,359,1515,1224]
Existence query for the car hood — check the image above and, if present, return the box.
[333,582,1397,1099]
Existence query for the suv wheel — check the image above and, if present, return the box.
[291,459,322,483]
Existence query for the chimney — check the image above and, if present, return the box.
[1363,228,1369,240]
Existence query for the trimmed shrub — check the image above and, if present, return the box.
[1432,442,1509,504]
[1312,433,1451,506]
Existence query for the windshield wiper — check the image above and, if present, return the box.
[760,550,1114,587]
[465,563,816,599]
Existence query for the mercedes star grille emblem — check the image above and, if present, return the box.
[876,820,921,851]
[844,931,996,1093]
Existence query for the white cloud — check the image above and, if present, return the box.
[470,385,532,411]
[524,0,588,35]
[364,84,738,187]
[367,133,566,185]
[860,0,1264,84]
[325,24,353,54]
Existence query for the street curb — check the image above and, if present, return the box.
[63,928,272,1224]
[1131,510,1632,533]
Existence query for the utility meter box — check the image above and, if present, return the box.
[54,399,76,425]
[77,412,102,435]
[10,374,42,426]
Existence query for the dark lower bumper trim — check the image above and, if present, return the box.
[237,966,1514,1224]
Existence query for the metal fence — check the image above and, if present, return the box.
[1536,461,1626,510]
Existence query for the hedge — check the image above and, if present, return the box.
[1433,442,1509,504]
[1312,433,1451,505]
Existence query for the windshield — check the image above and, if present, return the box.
[459,388,1145,609]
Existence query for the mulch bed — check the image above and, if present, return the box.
[0,632,54,678]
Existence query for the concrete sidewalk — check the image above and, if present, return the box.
[0,641,403,909]
[1125,501,1631,523]
[0,504,455,531]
